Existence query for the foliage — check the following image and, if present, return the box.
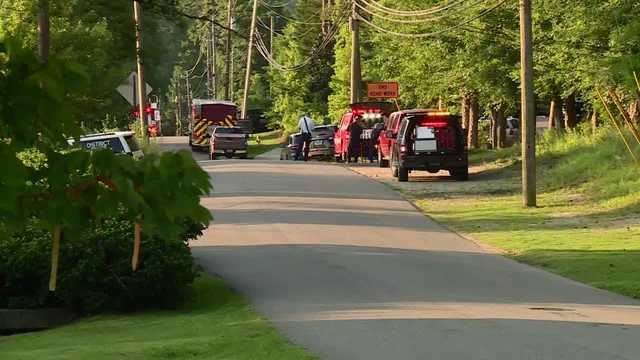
[0,39,212,299]
[267,0,336,132]
[1,216,204,312]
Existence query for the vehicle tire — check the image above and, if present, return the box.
[225,153,233,159]
[398,166,409,182]
[390,153,399,178]
[451,167,469,181]
[378,148,389,168]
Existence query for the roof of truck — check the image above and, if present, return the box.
[192,99,237,107]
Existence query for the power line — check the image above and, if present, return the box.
[260,0,325,25]
[357,0,508,39]
[254,7,349,71]
[359,0,467,17]
[139,0,249,40]
[355,0,491,24]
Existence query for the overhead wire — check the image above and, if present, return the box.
[260,0,325,25]
[359,0,468,17]
[355,0,492,24]
[357,0,509,38]
[254,5,350,71]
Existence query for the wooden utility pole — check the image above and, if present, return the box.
[224,0,234,100]
[133,0,147,142]
[519,0,536,207]
[350,0,361,104]
[212,9,218,98]
[270,16,274,58]
[241,0,259,119]
[37,0,49,62]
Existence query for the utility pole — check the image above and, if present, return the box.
[270,16,274,58]
[350,0,361,104]
[230,46,235,99]
[211,8,218,98]
[241,0,259,119]
[37,0,49,62]
[224,0,234,100]
[206,33,212,97]
[519,0,536,207]
[133,0,147,142]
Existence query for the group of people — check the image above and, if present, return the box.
[296,112,386,163]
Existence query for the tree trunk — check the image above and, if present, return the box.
[461,92,470,130]
[591,111,598,136]
[629,96,640,127]
[564,92,578,129]
[37,0,49,62]
[551,96,564,131]
[496,105,506,148]
[548,100,555,129]
[467,95,479,149]
[489,106,498,149]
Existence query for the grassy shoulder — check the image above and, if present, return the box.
[410,128,640,299]
[248,130,282,159]
[1,276,315,360]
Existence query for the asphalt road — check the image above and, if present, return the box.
[187,152,640,359]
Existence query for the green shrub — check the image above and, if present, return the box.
[0,216,205,313]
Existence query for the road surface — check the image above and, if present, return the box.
[188,154,640,359]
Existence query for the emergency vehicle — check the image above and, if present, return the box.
[189,99,238,151]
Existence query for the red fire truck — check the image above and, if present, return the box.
[189,99,238,151]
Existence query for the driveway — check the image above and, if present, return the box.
[192,159,640,360]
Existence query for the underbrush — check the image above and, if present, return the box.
[0,216,206,313]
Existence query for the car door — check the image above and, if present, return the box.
[378,114,391,157]
[335,113,350,155]
[382,114,399,158]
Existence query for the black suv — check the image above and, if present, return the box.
[390,112,468,182]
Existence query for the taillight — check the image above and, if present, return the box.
[400,145,406,153]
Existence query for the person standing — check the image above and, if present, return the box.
[297,112,315,161]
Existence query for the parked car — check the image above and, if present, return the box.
[378,109,441,168]
[308,125,336,160]
[280,133,304,160]
[335,102,393,163]
[390,111,468,182]
[68,131,142,158]
[209,126,248,160]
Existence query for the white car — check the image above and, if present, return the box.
[68,131,143,158]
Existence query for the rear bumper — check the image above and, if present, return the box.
[213,148,248,154]
[309,146,335,158]
[400,153,468,170]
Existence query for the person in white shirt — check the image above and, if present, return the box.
[297,113,315,161]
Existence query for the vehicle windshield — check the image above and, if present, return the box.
[215,127,245,134]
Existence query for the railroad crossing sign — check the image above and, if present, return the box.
[116,72,153,106]
[367,82,399,99]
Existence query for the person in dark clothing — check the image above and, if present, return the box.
[348,119,363,163]
[370,122,385,162]
[297,113,315,161]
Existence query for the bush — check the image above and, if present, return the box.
[0,216,205,313]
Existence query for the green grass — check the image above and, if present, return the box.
[409,127,640,299]
[0,276,316,360]
[248,130,282,159]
